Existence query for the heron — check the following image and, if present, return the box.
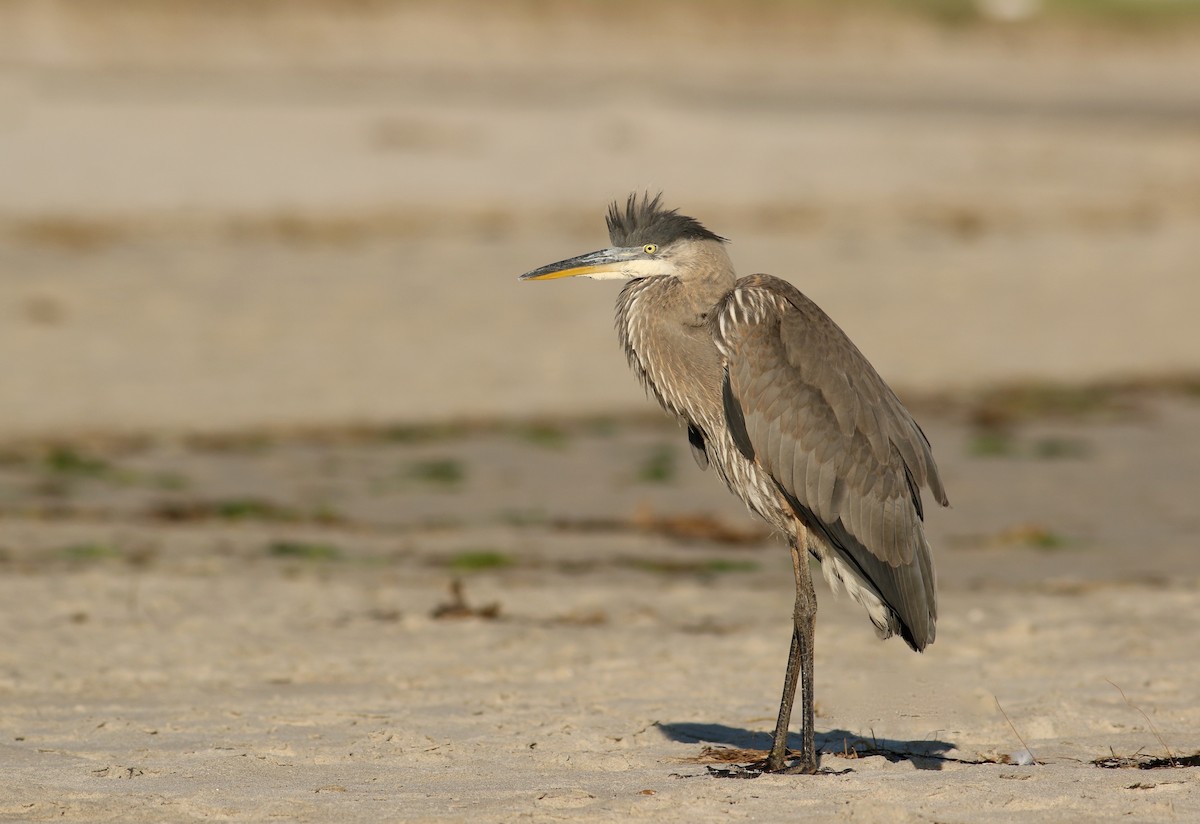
[519,194,947,774]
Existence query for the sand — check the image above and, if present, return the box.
[1,2,1199,821]
[2,401,1199,821]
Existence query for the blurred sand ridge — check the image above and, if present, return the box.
[1,0,1199,437]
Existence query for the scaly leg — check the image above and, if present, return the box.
[765,538,818,773]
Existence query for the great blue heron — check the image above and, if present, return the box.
[519,194,947,774]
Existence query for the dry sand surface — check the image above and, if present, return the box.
[2,397,1200,822]
[1,2,1200,821]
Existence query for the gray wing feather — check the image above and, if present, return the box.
[716,275,947,650]
[687,424,709,470]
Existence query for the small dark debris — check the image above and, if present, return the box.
[431,579,500,620]
[632,507,769,546]
[546,510,767,546]
[706,762,853,779]
[91,766,144,779]
[548,609,608,627]
[150,498,293,523]
[365,608,402,622]
[1094,753,1200,770]
[24,295,66,325]
[706,764,763,779]
[692,746,855,777]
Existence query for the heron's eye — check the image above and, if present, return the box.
[643,244,658,255]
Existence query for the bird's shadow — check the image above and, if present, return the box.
[658,722,957,772]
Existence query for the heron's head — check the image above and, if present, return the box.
[519,193,730,285]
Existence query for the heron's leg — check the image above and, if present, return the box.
[765,612,801,771]
[765,538,818,774]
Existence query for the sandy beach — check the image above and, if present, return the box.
[1,2,1199,821]
[2,398,1199,821]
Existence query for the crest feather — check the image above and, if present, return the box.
[606,193,725,247]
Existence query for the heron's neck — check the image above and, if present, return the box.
[615,276,727,426]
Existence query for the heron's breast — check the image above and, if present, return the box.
[703,431,798,538]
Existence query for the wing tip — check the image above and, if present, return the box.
[899,617,936,652]
[872,606,935,652]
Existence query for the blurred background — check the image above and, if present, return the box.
[1,0,1199,437]
[3,7,1200,806]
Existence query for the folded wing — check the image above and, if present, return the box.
[714,275,947,650]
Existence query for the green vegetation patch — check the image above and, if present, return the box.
[1022,528,1067,551]
[1041,0,1200,28]
[968,431,1016,457]
[380,423,470,444]
[150,498,341,524]
[215,498,296,520]
[997,523,1070,551]
[44,447,112,477]
[969,382,1138,428]
[968,430,1092,460]
[57,542,123,561]
[638,444,677,484]
[407,458,466,487]
[514,423,569,449]
[851,0,1200,28]
[447,550,514,571]
[267,541,342,561]
[1032,436,1091,460]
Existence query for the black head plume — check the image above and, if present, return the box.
[606,193,725,247]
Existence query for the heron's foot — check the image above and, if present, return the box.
[760,749,819,775]
[773,757,819,775]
